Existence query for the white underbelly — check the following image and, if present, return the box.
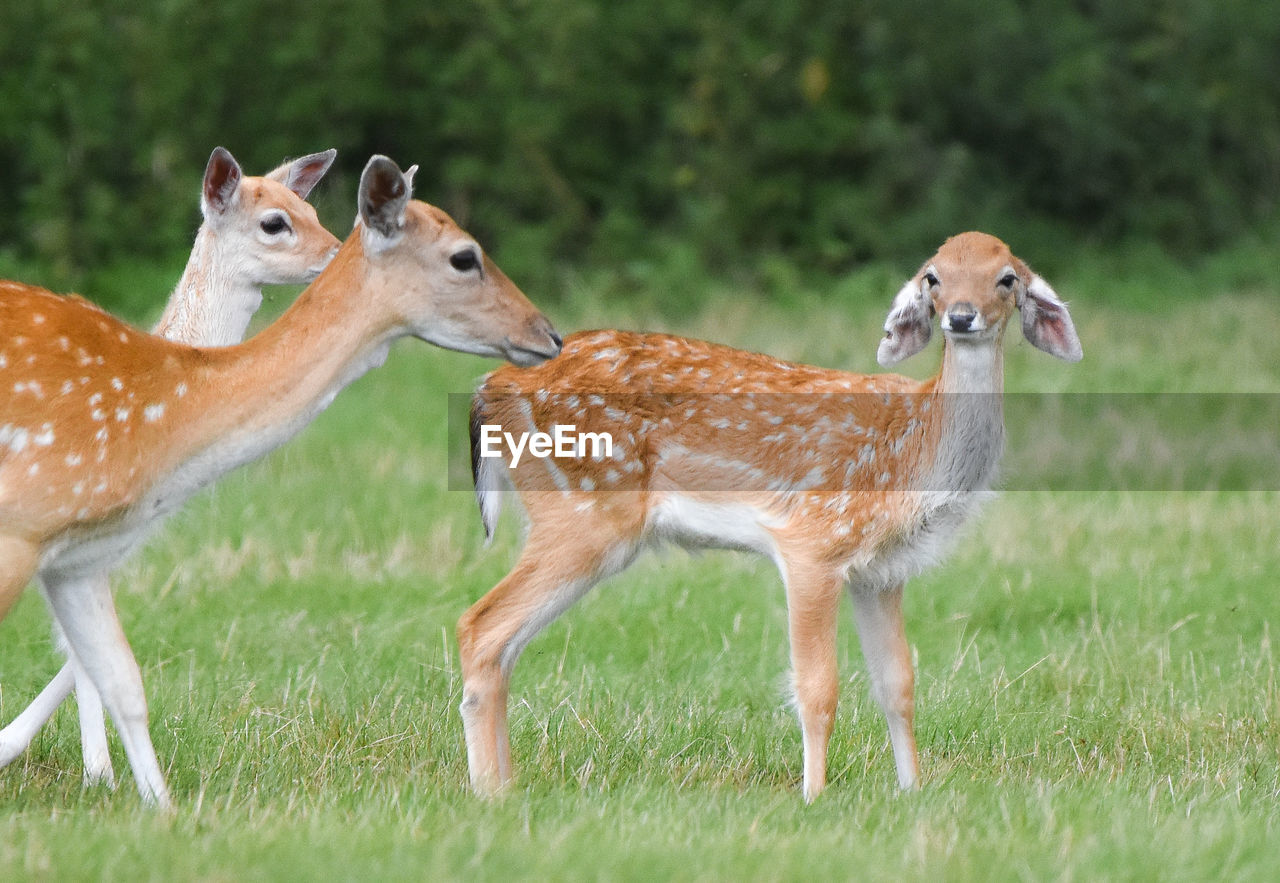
[647,493,783,563]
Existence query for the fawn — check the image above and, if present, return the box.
[461,231,1081,800]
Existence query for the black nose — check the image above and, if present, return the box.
[948,307,976,333]
[549,329,563,349]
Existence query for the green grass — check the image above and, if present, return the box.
[3,256,1280,880]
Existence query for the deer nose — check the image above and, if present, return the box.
[529,315,563,359]
[947,305,978,333]
[536,317,563,356]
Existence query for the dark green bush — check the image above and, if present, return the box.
[0,0,1276,313]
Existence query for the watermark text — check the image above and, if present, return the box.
[478,424,614,467]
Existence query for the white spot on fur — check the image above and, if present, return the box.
[143,403,166,422]
[65,453,83,467]
[175,382,188,398]
[3,425,29,453]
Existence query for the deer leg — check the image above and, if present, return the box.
[0,662,74,770]
[851,582,919,790]
[39,591,116,786]
[41,570,171,809]
[0,535,38,623]
[0,642,114,786]
[457,512,635,796]
[72,662,113,787]
[781,557,845,802]
[67,642,114,786]
[0,535,45,767]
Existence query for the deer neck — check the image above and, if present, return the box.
[168,237,400,482]
[921,337,1006,494]
[153,227,264,346]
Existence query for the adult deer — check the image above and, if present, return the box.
[0,145,339,788]
[461,231,1081,801]
[0,155,561,808]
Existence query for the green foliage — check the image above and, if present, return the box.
[1,0,1278,311]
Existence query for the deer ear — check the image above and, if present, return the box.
[877,277,934,366]
[358,155,412,244]
[1019,275,1083,362]
[266,148,337,199]
[202,147,242,216]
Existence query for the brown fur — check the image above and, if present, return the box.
[460,232,1082,800]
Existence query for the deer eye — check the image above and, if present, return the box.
[450,248,480,273]
[998,273,1018,288]
[260,214,290,235]
[923,272,939,288]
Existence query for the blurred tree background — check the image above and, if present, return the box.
[0,0,1277,317]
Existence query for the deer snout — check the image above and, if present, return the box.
[506,314,563,366]
[943,303,979,334]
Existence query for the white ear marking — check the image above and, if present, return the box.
[877,278,934,367]
[1026,274,1060,305]
[1020,274,1083,362]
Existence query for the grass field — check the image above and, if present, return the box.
[2,255,1280,880]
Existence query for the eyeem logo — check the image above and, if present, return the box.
[478,424,614,467]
